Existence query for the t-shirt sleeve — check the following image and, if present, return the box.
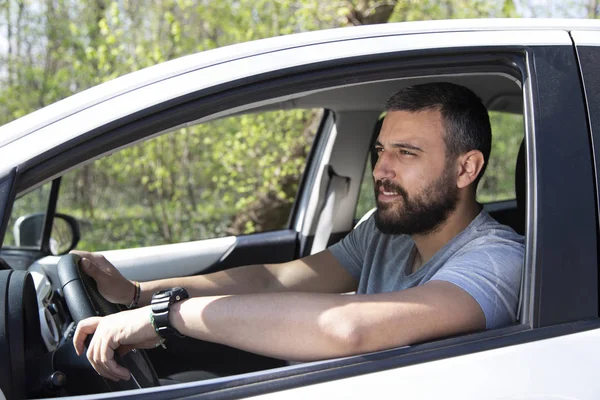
[327,215,375,280]
[430,240,524,329]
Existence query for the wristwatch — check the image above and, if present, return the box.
[150,287,189,338]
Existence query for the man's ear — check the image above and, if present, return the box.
[456,150,485,189]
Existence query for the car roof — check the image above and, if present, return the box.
[0,18,598,148]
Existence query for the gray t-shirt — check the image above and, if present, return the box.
[328,210,525,329]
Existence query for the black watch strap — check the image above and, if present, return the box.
[151,287,189,338]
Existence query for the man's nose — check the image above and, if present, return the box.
[373,151,395,181]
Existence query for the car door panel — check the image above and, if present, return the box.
[246,326,600,400]
[101,229,298,279]
[24,229,297,284]
[96,236,236,281]
[27,236,235,282]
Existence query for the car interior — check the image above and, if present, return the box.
[0,67,526,399]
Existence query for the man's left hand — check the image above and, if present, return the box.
[73,307,162,382]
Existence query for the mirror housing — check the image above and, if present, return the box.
[14,213,81,255]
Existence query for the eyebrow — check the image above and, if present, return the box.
[374,140,424,153]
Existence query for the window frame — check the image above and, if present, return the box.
[573,34,600,321]
[52,110,325,251]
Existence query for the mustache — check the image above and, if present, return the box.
[375,180,408,199]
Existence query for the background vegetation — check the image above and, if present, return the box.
[0,0,593,251]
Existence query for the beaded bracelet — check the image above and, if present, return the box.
[127,281,141,309]
[149,312,167,349]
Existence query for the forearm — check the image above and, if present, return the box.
[169,292,361,361]
[166,282,485,362]
[136,251,355,307]
[137,264,276,306]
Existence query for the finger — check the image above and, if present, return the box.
[77,256,112,283]
[78,257,96,277]
[106,358,131,381]
[70,250,93,260]
[73,317,101,356]
[100,336,130,381]
[94,336,113,378]
[87,339,121,382]
[73,251,107,264]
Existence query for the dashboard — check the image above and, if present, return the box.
[30,270,71,353]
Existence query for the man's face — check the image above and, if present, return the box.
[373,109,459,235]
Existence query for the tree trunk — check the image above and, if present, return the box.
[345,1,398,26]
[590,0,599,18]
[6,1,12,86]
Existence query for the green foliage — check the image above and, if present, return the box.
[477,111,524,203]
[56,109,319,251]
[355,160,377,221]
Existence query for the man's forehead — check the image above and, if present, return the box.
[378,109,445,145]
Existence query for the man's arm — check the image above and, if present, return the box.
[169,281,485,361]
[71,250,357,306]
[137,250,357,304]
[74,280,485,380]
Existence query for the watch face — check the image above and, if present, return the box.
[152,287,189,305]
[170,287,189,302]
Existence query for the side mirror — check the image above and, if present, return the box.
[50,214,81,255]
[14,213,81,255]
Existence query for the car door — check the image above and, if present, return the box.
[134,27,600,400]
[242,28,600,400]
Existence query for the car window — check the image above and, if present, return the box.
[4,183,52,250]
[477,111,524,203]
[354,110,524,222]
[56,109,322,251]
[355,158,376,221]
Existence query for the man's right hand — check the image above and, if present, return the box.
[70,250,136,306]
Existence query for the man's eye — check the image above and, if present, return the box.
[399,150,415,156]
[374,147,383,154]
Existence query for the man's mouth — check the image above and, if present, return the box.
[375,180,406,203]
[377,186,403,201]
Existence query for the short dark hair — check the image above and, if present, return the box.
[384,82,492,187]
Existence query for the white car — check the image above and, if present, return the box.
[1,18,600,400]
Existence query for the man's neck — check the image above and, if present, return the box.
[411,200,481,270]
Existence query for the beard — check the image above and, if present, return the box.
[374,168,459,236]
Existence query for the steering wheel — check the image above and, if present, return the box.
[57,254,160,391]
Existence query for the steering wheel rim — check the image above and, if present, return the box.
[57,254,160,391]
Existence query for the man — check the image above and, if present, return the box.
[72,82,524,383]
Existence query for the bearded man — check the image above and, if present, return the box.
[72,82,524,383]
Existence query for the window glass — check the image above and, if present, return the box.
[477,111,524,203]
[4,183,52,249]
[57,109,322,251]
[355,158,376,222]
